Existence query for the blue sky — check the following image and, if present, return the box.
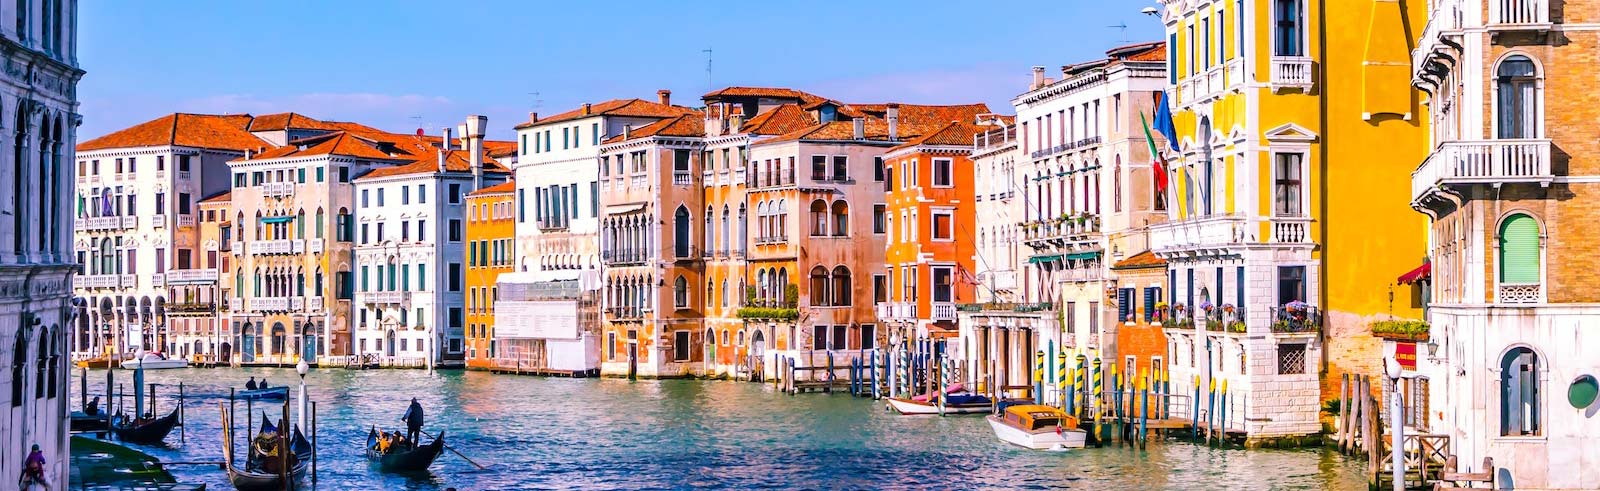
[79,1,1164,141]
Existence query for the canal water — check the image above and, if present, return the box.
[73,367,1366,490]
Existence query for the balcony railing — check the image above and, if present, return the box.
[606,306,644,320]
[601,248,649,265]
[76,215,137,231]
[177,215,195,228]
[308,238,325,254]
[1150,214,1247,253]
[1270,217,1312,244]
[1412,0,1464,78]
[166,302,215,314]
[151,214,168,228]
[150,273,165,287]
[1178,77,1196,105]
[252,297,290,312]
[1490,0,1548,27]
[1021,215,1102,246]
[250,239,300,255]
[1498,283,1541,304]
[930,302,957,322]
[167,268,218,284]
[366,291,409,305]
[672,170,693,186]
[875,301,919,322]
[1270,56,1313,90]
[1270,304,1322,334]
[262,182,295,198]
[1203,305,1248,333]
[1411,139,1553,203]
[307,296,324,312]
[120,274,136,287]
[73,274,123,289]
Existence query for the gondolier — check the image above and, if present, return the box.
[401,398,424,444]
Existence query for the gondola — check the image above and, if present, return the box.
[69,397,108,432]
[238,386,289,401]
[225,414,311,491]
[109,407,181,445]
[365,427,445,473]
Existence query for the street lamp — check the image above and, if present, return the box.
[295,359,309,431]
[1384,356,1404,491]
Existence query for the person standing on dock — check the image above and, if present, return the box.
[402,398,425,446]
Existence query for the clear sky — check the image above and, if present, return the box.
[79,0,1165,141]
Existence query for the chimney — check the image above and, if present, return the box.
[623,124,632,140]
[1031,66,1046,90]
[730,106,745,131]
[244,149,252,160]
[456,123,469,151]
[853,118,865,140]
[657,89,671,106]
[582,103,592,116]
[528,112,539,123]
[886,103,900,141]
[465,115,487,190]
[439,126,452,172]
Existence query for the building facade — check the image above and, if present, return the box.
[1412,0,1600,486]
[881,121,985,343]
[464,181,515,370]
[4,0,80,487]
[1153,0,1428,440]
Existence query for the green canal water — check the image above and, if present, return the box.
[72,368,1366,490]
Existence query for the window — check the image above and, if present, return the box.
[449,184,462,204]
[1118,288,1134,323]
[873,274,887,303]
[873,156,885,182]
[832,156,847,181]
[931,210,953,240]
[809,200,828,236]
[1500,347,1540,435]
[377,188,385,206]
[673,206,691,257]
[860,324,876,350]
[448,263,462,291]
[1277,343,1306,374]
[811,156,827,181]
[361,189,369,208]
[872,205,886,234]
[674,331,690,361]
[674,276,688,308]
[1274,0,1303,56]
[1273,153,1303,216]
[590,181,598,217]
[1496,55,1539,139]
[831,201,848,236]
[448,219,462,242]
[931,266,953,302]
[809,266,829,306]
[1143,287,1161,323]
[1498,214,1540,287]
[401,185,410,205]
[316,167,325,182]
[518,189,525,222]
[1277,266,1306,306]
[419,184,426,204]
[831,266,851,306]
[932,158,952,187]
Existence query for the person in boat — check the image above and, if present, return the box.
[245,377,258,390]
[83,396,100,416]
[375,432,393,454]
[259,379,270,390]
[401,398,424,445]
[19,444,48,489]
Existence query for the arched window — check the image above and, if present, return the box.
[756,269,768,304]
[721,205,730,253]
[1496,55,1539,139]
[704,206,713,253]
[673,206,690,258]
[1498,214,1540,302]
[46,325,57,399]
[831,201,849,236]
[296,209,306,239]
[673,275,687,308]
[832,266,851,306]
[737,204,747,254]
[11,328,24,406]
[1500,346,1540,436]
[720,279,729,308]
[809,266,829,307]
[809,200,828,236]
[776,199,787,237]
[1113,155,1123,213]
[704,327,716,361]
[706,279,713,308]
[315,208,325,239]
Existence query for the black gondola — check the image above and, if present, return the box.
[365,427,445,473]
[109,408,181,445]
[225,413,311,491]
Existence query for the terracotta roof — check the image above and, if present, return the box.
[888,121,986,152]
[1108,41,1166,62]
[703,86,824,104]
[484,140,517,157]
[740,104,817,135]
[513,99,695,129]
[356,148,512,180]
[248,112,341,132]
[78,113,267,152]
[198,190,232,204]
[848,103,992,125]
[601,113,705,144]
[757,103,988,146]
[468,180,517,197]
[1112,250,1166,269]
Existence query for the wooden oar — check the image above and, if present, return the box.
[421,429,487,470]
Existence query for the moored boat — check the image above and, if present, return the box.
[224,414,310,491]
[110,408,181,445]
[119,352,188,370]
[885,394,993,415]
[237,386,289,401]
[365,427,445,473]
[985,404,1087,450]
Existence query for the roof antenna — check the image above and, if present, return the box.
[527,91,544,111]
[702,48,713,91]
[409,115,423,135]
[1108,22,1129,44]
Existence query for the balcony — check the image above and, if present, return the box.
[1270,217,1312,244]
[1203,305,1248,334]
[1027,136,1103,160]
[1412,0,1464,81]
[606,306,644,320]
[672,171,693,187]
[367,291,409,305]
[1150,214,1247,255]
[977,269,1018,291]
[252,297,290,312]
[120,274,136,287]
[1270,56,1313,91]
[875,301,918,322]
[1498,283,1542,304]
[150,273,165,287]
[73,274,122,289]
[1178,77,1196,105]
[177,215,196,228]
[1489,0,1549,29]
[76,215,136,232]
[261,182,295,198]
[151,214,167,229]
[672,246,703,263]
[1411,139,1553,204]
[250,239,298,255]
[601,248,648,266]
[1021,215,1102,248]
[1224,58,1244,88]
[930,302,957,322]
[307,296,324,312]
[1269,304,1323,334]
[166,302,215,315]
[308,238,325,254]
[289,297,305,311]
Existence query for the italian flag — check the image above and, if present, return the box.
[1140,112,1169,194]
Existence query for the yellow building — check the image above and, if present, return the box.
[465,180,515,370]
[1152,0,1427,441]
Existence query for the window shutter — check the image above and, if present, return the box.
[1144,287,1157,323]
[1499,215,1540,284]
[1117,288,1131,322]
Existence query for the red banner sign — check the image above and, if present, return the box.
[1395,342,1417,371]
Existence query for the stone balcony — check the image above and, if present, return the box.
[1270,56,1313,91]
[1490,0,1549,29]
[366,291,409,305]
[930,302,957,322]
[76,215,136,232]
[252,297,290,312]
[74,274,124,289]
[178,215,196,228]
[249,239,304,255]
[875,301,917,323]
[308,238,325,254]
[261,182,296,198]
[166,268,218,284]
[1411,139,1553,206]
[1021,215,1102,249]
[1150,214,1248,256]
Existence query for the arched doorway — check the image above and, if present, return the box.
[385,330,397,357]
[220,342,232,362]
[750,330,766,360]
[270,322,286,359]
[302,323,318,363]
[240,323,256,362]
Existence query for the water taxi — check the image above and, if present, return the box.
[119,352,189,370]
[985,404,1086,450]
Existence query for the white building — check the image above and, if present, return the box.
[499,92,691,374]
[351,117,508,367]
[73,113,262,360]
[4,0,81,487]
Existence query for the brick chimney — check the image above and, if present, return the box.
[438,126,452,172]
[886,103,900,141]
[853,118,865,140]
[657,89,671,106]
[1031,66,1045,90]
[582,103,592,116]
[529,112,539,123]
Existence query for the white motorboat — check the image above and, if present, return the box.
[885,395,993,415]
[119,352,189,370]
[986,404,1087,450]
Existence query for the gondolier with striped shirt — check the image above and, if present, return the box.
[401,398,425,448]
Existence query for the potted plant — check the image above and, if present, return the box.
[1370,320,1430,341]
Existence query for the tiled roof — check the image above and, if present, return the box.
[248,112,340,132]
[601,113,705,144]
[245,131,408,161]
[356,144,513,180]
[1112,250,1166,269]
[468,180,517,197]
[888,121,986,152]
[1108,41,1166,62]
[198,190,232,204]
[848,103,992,125]
[78,113,267,152]
[513,99,695,129]
[757,103,989,146]
[739,104,816,135]
[485,140,518,157]
[702,86,824,104]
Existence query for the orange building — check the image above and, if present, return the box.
[464,180,515,369]
[880,121,987,339]
[1109,250,1168,378]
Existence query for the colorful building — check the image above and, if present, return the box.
[956,118,1040,395]
[1412,0,1600,486]
[1152,0,1428,440]
[465,180,515,370]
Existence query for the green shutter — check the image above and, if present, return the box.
[1499,215,1540,284]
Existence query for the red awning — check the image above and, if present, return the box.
[1397,262,1431,285]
